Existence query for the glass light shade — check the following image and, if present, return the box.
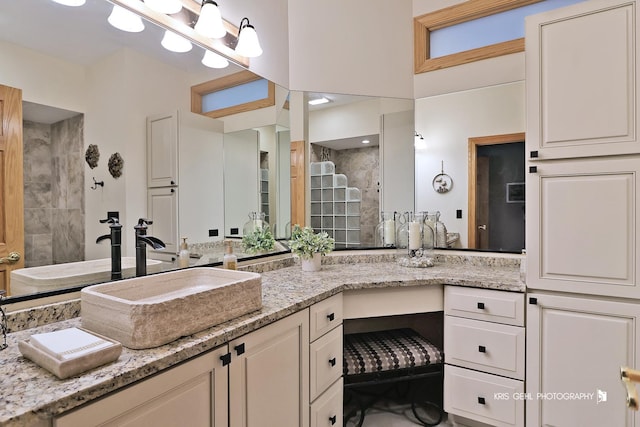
[108,6,145,33]
[51,0,86,6]
[202,50,229,68]
[161,30,192,53]
[195,1,226,39]
[235,24,262,57]
[143,0,182,14]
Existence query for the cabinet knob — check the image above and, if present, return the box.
[477,302,485,309]
[329,357,337,367]
[530,150,539,158]
[478,397,486,405]
[327,313,335,322]
[220,353,231,366]
[329,415,337,425]
[170,180,175,185]
[234,343,245,356]
[170,188,175,193]
[529,166,538,173]
[478,345,486,353]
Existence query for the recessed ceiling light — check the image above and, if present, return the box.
[309,97,330,106]
[361,139,370,144]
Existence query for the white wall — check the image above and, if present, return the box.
[414,81,525,247]
[288,0,414,98]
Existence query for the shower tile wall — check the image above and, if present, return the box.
[311,145,379,246]
[23,115,85,267]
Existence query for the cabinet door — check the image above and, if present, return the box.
[526,0,640,160]
[147,111,178,187]
[527,292,640,427]
[526,157,640,298]
[147,187,178,258]
[55,346,229,427]
[229,310,310,427]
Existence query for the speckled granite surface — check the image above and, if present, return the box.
[0,252,522,426]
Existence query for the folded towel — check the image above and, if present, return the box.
[30,327,113,361]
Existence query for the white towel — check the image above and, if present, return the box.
[30,327,113,361]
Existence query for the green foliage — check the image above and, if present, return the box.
[242,226,276,254]
[288,225,335,259]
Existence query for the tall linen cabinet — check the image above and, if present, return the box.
[525,0,640,425]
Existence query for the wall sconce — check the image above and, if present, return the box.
[202,49,229,68]
[235,17,263,58]
[161,30,193,53]
[195,1,226,39]
[108,5,145,32]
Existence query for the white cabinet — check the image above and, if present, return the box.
[526,157,640,298]
[444,286,525,427]
[229,309,310,427]
[525,0,640,160]
[147,111,178,188]
[55,345,229,427]
[527,292,640,427]
[147,187,178,259]
[308,293,343,426]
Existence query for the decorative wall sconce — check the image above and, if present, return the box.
[108,4,145,32]
[235,17,263,58]
[195,0,226,39]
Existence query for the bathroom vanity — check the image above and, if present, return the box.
[0,251,523,427]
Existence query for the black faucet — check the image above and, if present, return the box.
[134,218,165,277]
[96,217,123,280]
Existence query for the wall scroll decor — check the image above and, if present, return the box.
[108,153,124,178]
[85,144,100,169]
[432,161,453,194]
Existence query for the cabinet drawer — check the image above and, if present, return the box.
[445,365,524,427]
[445,286,524,326]
[310,293,343,342]
[310,325,343,401]
[310,378,343,427]
[445,316,525,380]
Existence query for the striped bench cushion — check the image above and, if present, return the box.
[343,328,443,376]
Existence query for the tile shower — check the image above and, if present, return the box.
[23,115,85,267]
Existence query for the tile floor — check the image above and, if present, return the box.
[345,400,451,427]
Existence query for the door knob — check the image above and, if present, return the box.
[0,252,20,264]
[478,225,487,230]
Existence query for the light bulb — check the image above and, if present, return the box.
[161,30,192,53]
[235,20,262,58]
[195,1,226,39]
[143,0,182,14]
[202,50,229,68]
[51,0,86,5]
[108,5,145,33]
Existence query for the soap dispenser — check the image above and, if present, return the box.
[222,242,237,270]
[178,237,190,268]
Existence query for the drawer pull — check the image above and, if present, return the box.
[529,166,538,173]
[530,150,538,158]
[478,397,486,405]
[220,353,231,366]
[329,357,337,367]
[477,302,485,309]
[327,313,335,322]
[478,345,486,353]
[329,415,337,425]
[234,343,245,356]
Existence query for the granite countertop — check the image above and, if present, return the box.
[0,253,523,426]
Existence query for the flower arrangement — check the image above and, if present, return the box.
[242,226,276,254]
[288,225,335,260]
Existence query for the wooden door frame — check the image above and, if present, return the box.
[468,132,525,248]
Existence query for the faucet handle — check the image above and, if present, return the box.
[137,218,153,226]
[100,217,120,225]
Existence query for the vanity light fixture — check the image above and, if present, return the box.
[143,0,182,15]
[308,97,331,106]
[51,0,86,6]
[235,17,263,58]
[202,49,229,68]
[161,30,193,53]
[195,1,226,39]
[108,5,145,32]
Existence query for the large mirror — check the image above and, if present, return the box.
[1,0,290,301]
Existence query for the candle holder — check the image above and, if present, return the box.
[375,211,398,247]
[396,211,435,268]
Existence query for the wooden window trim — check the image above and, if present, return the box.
[414,0,543,74]
[191,70,276,119]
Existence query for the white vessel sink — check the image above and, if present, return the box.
[10,257,163,295]
[81,267,262,349]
